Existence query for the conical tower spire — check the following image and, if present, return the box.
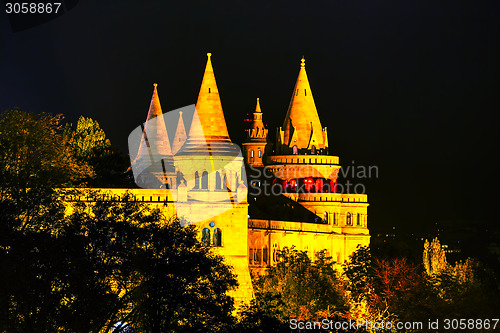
[177,53,239,156]
[136,83,172,158]
[172,111,187,155]
[131,83,175,188]
[281,57,328,152]
[187,53,231,142]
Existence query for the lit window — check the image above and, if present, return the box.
[213,228,222,246]
[194,171,199,189]
[216,171,221,189]
[202,228,210,246]
[346,212,352,225]
[251,150,254,158]
[258,150,261,158]
[201,171,208,189]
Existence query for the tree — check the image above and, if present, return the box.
[64,116,134,187]
[423,237,447,276]
[251,247,347,324]
[0,110,239,332]
[62,197,239,333]
[343,245,373,304]
[422,238,500,318]
[1,191,240,333]
[343,246,439,329]
[0,109,93,232]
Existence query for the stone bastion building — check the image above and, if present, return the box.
[79,54,370,305]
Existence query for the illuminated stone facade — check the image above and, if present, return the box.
[90,54,369,306]
[243,57,370,276]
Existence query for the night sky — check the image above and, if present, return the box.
[1,0,499,234]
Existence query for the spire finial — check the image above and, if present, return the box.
[207,52,212,58]
[153,83,158,91]
[300,57,305,68]
[255,97,262,113]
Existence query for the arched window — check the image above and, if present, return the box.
[311,145,316,155]
[213,228,222,246]
[324,211,328,223]
[201,171,209,189]
[292,145,298,155]
[263,246,268,265]
[194,171,199,189]
[202,228,210,246]
[223,174,228,190]
[357,213,361,226]
[258,150,261,158]
[176,171,183,188]
[346,212,352,225]
[215,171,221,189]
[249,249,254,264]
[251,150,254,158]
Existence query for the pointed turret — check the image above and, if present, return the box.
[131,83,175,188]
[246,98,267,142]
[255,97,262,113]
[177,53,239,156]
[279,57,328,154]
[135,83,172,159]
[187,52,231,142]
[172,111,187,155]
[243,98,268,167]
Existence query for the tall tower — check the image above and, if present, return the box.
[242,98,268,167]
[264,57,370,263]
[277,57,328,156]
[174,53,253,304]
[269,58,339,194]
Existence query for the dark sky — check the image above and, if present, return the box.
[1,0,499,234]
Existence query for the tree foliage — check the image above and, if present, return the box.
[423,237,448,276]
[0,109,93,233]
[423,238,500,318]
[343,246,439,329]
[64,116,134,187]
[0,110,238,332]
[343,245,372,304]
[250,247,347,323]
